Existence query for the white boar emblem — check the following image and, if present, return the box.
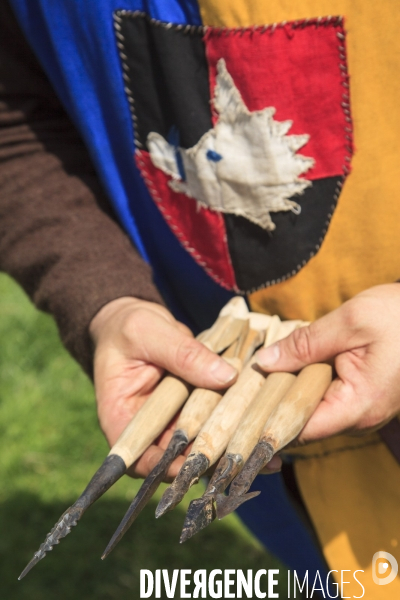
[147,58,315,232]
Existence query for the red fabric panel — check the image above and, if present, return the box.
[136,150,238,291]
[204,19,351,181]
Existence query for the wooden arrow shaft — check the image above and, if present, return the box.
[226,372,296,460]
[262,363,332,453]
[108,297,249,467]
[176,318,268,443]
[191,317,299,466]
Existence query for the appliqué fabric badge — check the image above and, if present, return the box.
[148,58,314,231]
[114,12,353,293]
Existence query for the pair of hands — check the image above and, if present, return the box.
[89,284,400,480]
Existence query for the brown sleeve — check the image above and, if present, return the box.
[0,1,164,376]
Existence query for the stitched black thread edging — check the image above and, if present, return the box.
[136,150,236,289]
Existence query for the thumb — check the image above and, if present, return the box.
[256,308,357,373]
[140,318,238,389]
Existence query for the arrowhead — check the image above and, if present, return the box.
[215,490,261,520]
[179,497,216,543]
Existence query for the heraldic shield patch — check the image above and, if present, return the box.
[114,11,353,293]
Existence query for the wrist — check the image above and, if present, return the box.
[89,296,146,344]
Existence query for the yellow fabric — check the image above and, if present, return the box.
[198,2,400,597]
[199,0,400,322]
[284,431,382,459]
[293,437,400,599]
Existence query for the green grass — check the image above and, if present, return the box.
[0,273,288,599]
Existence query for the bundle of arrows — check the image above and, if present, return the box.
[19,297,332,579]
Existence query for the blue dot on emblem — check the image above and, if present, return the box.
[206,149,223,162]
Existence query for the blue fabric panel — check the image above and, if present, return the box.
[8,0,233,328]
[8,2,332,578]
[236,474,333,589]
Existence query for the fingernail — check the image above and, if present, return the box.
[257,344,280,368]
[210,358,237,384]
[266,455,282,471]
[261,455,282,474]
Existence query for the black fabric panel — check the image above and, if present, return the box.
[117,13,211,149]
[224,177,340,291]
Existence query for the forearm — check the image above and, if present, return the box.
[0,1,163,375]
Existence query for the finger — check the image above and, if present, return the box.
[297,378,360,443]
[256,306,364,373]
[259,454,282,474]
[165,456,187,481]
[128,445,163,479]
[176,321,195,337]
[127,445,186,481]
[134,316,238,389]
